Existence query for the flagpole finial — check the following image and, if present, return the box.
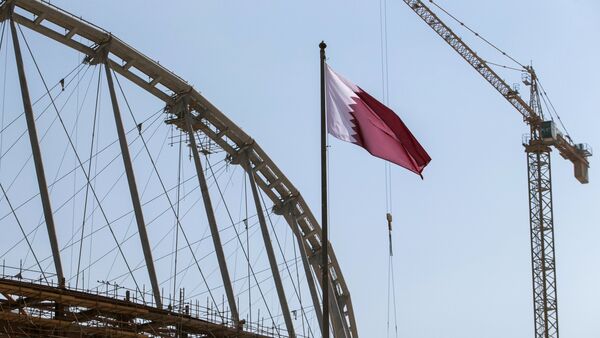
[319,41,327,50]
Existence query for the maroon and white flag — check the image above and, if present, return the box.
[325,64,431,176]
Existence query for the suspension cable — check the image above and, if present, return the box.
[0,20,7,175]
[0,63,88,169]
[171,215,258,295]
[0,103,160,208]
[75,127,183,279]
[73,170,209,285]
[103,163,236,285]
[75,66,101,289]
[191,254,301,301]
[168,164,241,291]
[8,113,164,247]
[245,171,252,324]
[0,183,48,284]
[172,130,182,303]
[0,61,84,137]
[40,162,195,279]
[0,110,167,264]
[78,159,225,267]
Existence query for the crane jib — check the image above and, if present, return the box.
[403,0,590,183]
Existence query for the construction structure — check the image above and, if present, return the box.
[0,0,591,337]
[0,0,358,337]
[401,1,591,338]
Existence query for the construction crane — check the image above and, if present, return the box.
[400,1,592,338]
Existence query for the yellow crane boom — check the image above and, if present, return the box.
[402,0,590,182]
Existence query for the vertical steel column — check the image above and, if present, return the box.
[9,19,64,283]
[284,214,323,332]
[104,63,162,308]
[246,157,296,337]
[184,113,239,324]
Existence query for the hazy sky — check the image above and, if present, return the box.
[5,1,600,337]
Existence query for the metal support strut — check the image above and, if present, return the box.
[246,157,296,337]
[285,214,323,332]
[9,18,64,284]
[104,63,162,309]
[288,211,350,337]
[184,112,239,325]
[309,254,350,338]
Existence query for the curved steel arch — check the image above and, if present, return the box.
[0,0,358,337]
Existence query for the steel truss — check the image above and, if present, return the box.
[525,146,558,338]
[0,0,358,337]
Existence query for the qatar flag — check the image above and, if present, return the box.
[325,64,431,177]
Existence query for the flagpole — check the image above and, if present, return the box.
[319,40,330,338]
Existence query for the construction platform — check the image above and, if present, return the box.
[0,276,278,337]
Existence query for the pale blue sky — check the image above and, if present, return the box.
[2,1,599,337]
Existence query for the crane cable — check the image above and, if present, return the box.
[536,78,572,141]
[428,0,526,70]
[0,21,6,176]
[428,1,574,140]
[380,1,399,337]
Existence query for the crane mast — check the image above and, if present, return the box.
[524,70,559,338]
[401,1,592,338]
